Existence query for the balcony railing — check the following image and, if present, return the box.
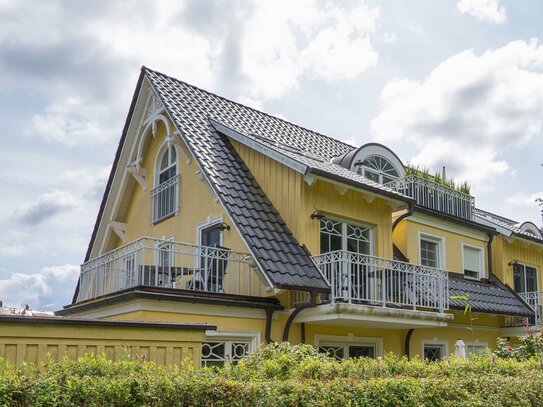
[311,251,449,312]
[151,174,179,222]
[385,174,475,220]
[77,238,265,303]
[518,291,542,326]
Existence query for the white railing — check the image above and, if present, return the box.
[385,174,475,220]
[77,237,265,303]
[151,174,179,222]
[311,251,449,312]
[518,291,543,326]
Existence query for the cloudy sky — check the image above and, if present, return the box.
[1,0,542,310]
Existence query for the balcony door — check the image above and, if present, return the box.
[513,263,538,294]
[320,218,373,301]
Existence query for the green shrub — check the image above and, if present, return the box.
[1,344,543,406]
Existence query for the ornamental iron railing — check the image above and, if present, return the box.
[311,251,449,312]
[518,291,542,326]
[77,237,264,302]
[150,174,179,222]
[385,174,475,220]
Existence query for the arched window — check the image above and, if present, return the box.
[355,155,400,185]
[151,145,179,222]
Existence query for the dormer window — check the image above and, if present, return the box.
[354,155,400,185]
[151,144,179,222]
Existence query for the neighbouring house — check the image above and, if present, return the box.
[56,67,543,365]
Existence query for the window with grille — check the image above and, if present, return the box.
[151,145,179,222]
[422,343,447,361]
[319,342,377,360]
[320,218,372,255]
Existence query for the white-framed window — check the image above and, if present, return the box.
[315,334,383,360]
[154,236,174,287]
[462,243,484,280]
[354,155,401,185]
[201,331,259,367]
[465,341,488,358]
[513,263,538,293]
[151,143,179,222]
[419,232,444,269]
[320,217,373,255]
[421,339,448,361]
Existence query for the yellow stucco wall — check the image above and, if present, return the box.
[393,214,489,276]
[0,319,206,368]
[492,235,543,290]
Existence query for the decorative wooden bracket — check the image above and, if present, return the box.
[169,130,191,165]
[127,160,147,191]
[304,174,316,187]
[109,221,127,243]
[334,185,347,195]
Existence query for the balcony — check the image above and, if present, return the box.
[76,238,265,303]
[385,174,475,220]
[503,291,543,328]
[311,251,449,313]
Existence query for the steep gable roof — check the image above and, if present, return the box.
[144,67,330,291]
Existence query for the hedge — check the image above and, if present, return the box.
[1,343,543,406]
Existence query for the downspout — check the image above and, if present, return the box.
[392,203,414,232]
[282,290,318,342]
[404,328,415,360]
[264,307,275,343]
[486,232,495,278]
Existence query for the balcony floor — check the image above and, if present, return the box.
[294,303,452,329]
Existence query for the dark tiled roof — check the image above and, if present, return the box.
[215,124,411,201]
[145,68,329,291]
[474,208,543,242]
[449,276,533,317]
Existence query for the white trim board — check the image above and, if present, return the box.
[410,212,490,242]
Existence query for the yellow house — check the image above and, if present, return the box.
[58,67,543,364]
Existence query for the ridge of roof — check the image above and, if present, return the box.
[142,66,355,160]
[144,67,330,291]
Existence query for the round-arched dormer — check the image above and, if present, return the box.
[517,221,543,239]
[333,142,405,185]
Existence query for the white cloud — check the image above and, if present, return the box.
[457,0,507,24]
[371,40,543,187]
[0,264,79,310]
[1,1,381,147]
[15,190,80,225]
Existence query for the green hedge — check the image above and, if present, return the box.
[2,343,543,406]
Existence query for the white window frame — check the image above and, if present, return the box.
[202,330,260,367]
[151,142,180,223]
[421,339,448,361]
[513,262,539,293]
[465,340,488,358]
[315,334,383,359]
[320,216,374,256]
[418,231,445,269]
[154,236,174,287]
[461,243,484,280]
[196,215,225,247]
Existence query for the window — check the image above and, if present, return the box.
[465,341,488,357]
[316,335,382,360]
[151,144,179,222]
[513,263,538,294]
[462,244,483,280]
[320,218,373,255]
[201,331,258,367]
[201,341,250,367]
[354,155,400,185]
[419,233,443,269]
[422,340,448,361]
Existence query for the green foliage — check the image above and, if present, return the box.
[495,322,543,360]
[1,343,543,406]
[405,164,472,195]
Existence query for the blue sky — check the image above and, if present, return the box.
[0,0,542,310]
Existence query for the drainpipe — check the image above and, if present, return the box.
[392,203,414,232]
[405,328,415,360]
[486,232,495,278]
[264,307,275,343]
[282,290,318,342]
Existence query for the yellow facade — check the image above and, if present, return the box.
[61,72,543,367]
